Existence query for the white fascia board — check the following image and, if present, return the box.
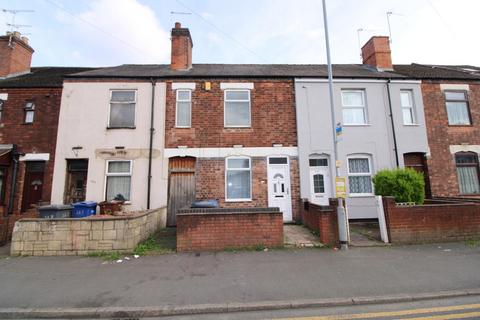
[165,147,298,158]
[20,153,50,161]
[220,83,254,90]
[172,83,196,90]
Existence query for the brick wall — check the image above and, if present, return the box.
[176,208,283,252]
[10,207,167,256]
[0,87,62,234]
[194,157,300,220]
[300,199,339,246]
[422,81,480,197]
[165,79,297,148]
[382,197,480,243]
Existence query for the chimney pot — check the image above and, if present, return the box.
[170,22,193,71]
[361,36,393,71]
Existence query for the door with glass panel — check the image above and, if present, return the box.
[309,157,331,205]
[267,157,292,222]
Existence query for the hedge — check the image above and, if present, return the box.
[373,168,425,204]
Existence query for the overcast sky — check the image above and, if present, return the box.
[1,0,479,67]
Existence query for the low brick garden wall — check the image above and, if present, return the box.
[10,207,167,256]
[382,197,480,244]
[300,199,339,246]
[176,208,283,252]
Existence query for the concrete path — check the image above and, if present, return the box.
[0,242,479,310]
[283,225,323,247]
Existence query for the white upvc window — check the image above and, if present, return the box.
[225,156,252,201]
[400,90,415,125]
[347,156,373,196]
[341,90,367,125]
[176,89,192,127]
[24,102,35,123]
[224,89,251,127]
[105,160,132,201]
[109,90,136,128]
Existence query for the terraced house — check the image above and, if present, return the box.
[0,32,90,244]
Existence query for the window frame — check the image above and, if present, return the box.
[341,89,368,125]
[108,89,137,129]
[175,89,192,128]
[104,160,133,202]
[223,89,251,128]
[347,155,374,197]
[444,90,471,126]
[24,101,35,124]
[225,156,252,202]
[400,90,416,125]
[455,152,480,195]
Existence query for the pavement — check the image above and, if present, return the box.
[0,242,479,318]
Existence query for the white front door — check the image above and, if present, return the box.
[309,157,332,206]
[268,157,292,222]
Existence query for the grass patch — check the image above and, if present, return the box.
[133,228,176,256]
[87,251,122,261]
[465,239,479,247]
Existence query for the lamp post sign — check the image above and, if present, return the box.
[335,177,346,198]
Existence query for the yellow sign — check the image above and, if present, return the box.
[335,177,346,198]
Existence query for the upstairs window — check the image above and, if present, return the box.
[176,90,192,127]
[24,102,35,123]
[455,152,480,194]
[342,90,367,125]
[224,90,251,127]
[105,160,132,201]
[445,91,470,125]
[225,157,251,201]
[109,90,136,128]
[348,156,373,195]
[400,90,415,125]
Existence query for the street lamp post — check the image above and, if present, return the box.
[322,0,348,250]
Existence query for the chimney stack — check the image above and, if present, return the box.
[361,36,393,71]
[170,22,193,71]
[0,32,34,78]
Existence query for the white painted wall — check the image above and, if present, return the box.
[51,81,168,211]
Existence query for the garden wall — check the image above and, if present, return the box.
[176,208,283,252]
[10,207,167,256]
[300,199,339,246]
[382,197,480,243]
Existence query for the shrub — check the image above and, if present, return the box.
[372,168,425,204]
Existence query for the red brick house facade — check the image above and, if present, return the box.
[0,33,90,244]
[394,65,480,198]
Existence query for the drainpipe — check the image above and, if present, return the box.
[386,80,400,167]
[147,79,156,210]
[7,144,19,214]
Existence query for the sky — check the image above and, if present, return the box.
[0,0,479,68]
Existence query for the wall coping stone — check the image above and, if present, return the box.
[177,207,280,216]
[17,208,165,222]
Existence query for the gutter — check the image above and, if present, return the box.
[386,80,400,167]
[147,79,156,210]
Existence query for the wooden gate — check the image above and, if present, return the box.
[167,157,196,226]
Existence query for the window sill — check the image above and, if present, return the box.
[448,124,472,127]
[22,122,33,125]
[225,199,252,202]
[403,123,420,126]
[106,127,136,130]
[174,126,192,129]
[224,126,252,129]
[343,124,371,127]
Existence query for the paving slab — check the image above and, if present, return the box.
[284,225,323,247]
